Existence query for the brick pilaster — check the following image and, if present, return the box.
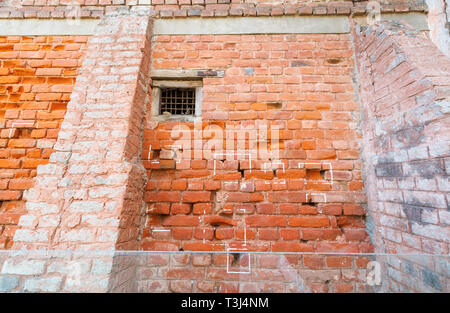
[0,10,152,291]
[353,20,449,292]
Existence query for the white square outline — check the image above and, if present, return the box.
[8,121,34,138]
[297,161,334,184]
[226,247,251,275]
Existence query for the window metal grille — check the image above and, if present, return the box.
[159,88,196,115]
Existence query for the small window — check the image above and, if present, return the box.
[151,80,202,121]
[160,88,195,116]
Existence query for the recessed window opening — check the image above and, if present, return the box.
[160,87,196,116]
[150,79,202,121]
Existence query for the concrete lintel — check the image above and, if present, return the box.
[0,19,100,35]
[0,13,427,36]
[153,16,350,35]
[0,16,349,36]
[151,69,225,79]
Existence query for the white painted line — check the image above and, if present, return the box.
[151,228,171,232]
[263,160,284,173]
[202,208,207,244]
[263,162,271,173]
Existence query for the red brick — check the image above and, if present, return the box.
[280,228,299,240]
[8,139,36,148]
[0,159,21,169]
[194,227,214,240]
[0,213,21,225]
[157,191,181,202]
[326,256,352,268]
[288,216,330,227]
[162,216,200,227]
[0,191,21,200]
[171,179,187,190]
[301,229,323,241]
[8,178,34,190]
[245,215,286,227]
[272,242,314,252]
[256,203,276,214]
[322,204,342,215]
[215,227,234,240]
[171,203,191,215]
[303,256,324,269]
[323,229,343,241]
[172,227,193,240]
[279,203,298,214]
[182,191,211,203]
[193,203,212,214]
[343,204,365,216]
[343,229,367,241]
[335,283,354,293]
[259,228,279,240]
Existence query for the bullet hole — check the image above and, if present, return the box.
[291,60,310,67]
[304,197,317,207]
[244,67,254,75]
[327,58,342,64]
[306,169,322,180]
[267,102,282,110]
[19,129,32,139]
[231,253,241,266]
[238,163,245,178]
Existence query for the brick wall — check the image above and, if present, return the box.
[140,33,372,253]
[0,35,86,249]
[0,0,427,19]
[353,20,449,292]
[0,3,447,293]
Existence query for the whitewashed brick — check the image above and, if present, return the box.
[2,260,46,275]
[13,229,49,243]
[69,201,103,212]
[24,277,62,292]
